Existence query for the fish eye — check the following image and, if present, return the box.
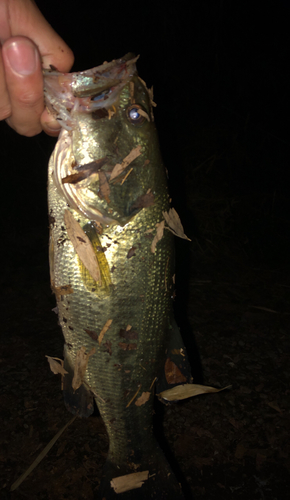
[126,104,147,125]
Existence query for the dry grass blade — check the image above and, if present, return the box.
[10,416,76,491]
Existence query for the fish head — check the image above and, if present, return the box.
[44,55,165,226]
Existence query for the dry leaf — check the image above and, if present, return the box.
[135,391,150,406]
[98,171,110,202]
[171,348,185,357]
[127,246,136,259]
[163,208,191,241]
[64,210,101,283]
[98,319,113,345]
[53,284,74,299]
[111,471,149,493]
[72,346,96,391]
[164,358,187,384]
[151,220,165,253]
[84,329,99,341]
[118,342,137,350]
[110,146,142,181]
[46,356,68,376]
[158,383,231,402]
[130,192,154,211]
[266,400,283,412]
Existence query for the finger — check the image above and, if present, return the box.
[0,48,11,121]
[41,108,61,137]
[2,36,44,136]
[4,0,74,72]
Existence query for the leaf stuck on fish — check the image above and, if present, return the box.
[72,347,96,391]
[64,209,101,283]
[84,329,99,341]
[110,145,142,181]
[118,342,137,350]
[98,171,111,202]
[98,319,113,345]
[53,284,74,299]
[157,383,232,402]
[135,391,151,406]
[111,470,149,493]
[164,358,187,384]
[46,356,68,376]
[151,220,165,253]
[119,328,138,340]
[130,192,154,212]
[127,246,136,259]
[163,208,191,241]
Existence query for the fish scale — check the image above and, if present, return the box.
[45,54,190,498]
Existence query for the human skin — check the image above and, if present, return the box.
[0,0,74,136]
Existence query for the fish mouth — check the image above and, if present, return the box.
[43,53,139,130]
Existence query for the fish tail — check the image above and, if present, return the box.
[98,444,185,499]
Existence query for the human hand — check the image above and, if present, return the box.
[0,0,74,136]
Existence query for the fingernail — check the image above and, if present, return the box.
[5,40,37,76]
[45,119,61,130]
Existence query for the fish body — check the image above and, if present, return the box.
[45,55,190,499]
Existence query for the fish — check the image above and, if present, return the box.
[44,54,192,499]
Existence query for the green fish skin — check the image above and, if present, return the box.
[45,54,190,499]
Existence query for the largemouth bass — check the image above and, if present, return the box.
[44,54,191,499]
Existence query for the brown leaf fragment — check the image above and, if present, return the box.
[98,171,111,202]
[266,400,283,412]
[163,208,191,241]
[98,319,113,345]
[165,358,187,384]
[110,145,142,181]
[104,340,112,356]
[72,347,96,391]
[64,209,101,283]
[135,391,151,406]
[119,328,138,340]
[62,158,107,184]
[111,470,149,493]
[126,385,141,408]
[127,246,136,259]
[118,342,137,350]
[53,284,74,299]
[46,356,68,376]
[137,108,150,122]
[120,166,133,185]
[151,220,165,253]
[84,329,99,341]
[158,383,232,402]
[171,348,186,357]
[130,192,155,212]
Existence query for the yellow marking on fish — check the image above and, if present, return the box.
[64,210,101,283]
[79,223,112,294]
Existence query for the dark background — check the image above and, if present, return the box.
[1,2,289,499]
[0,0,289,269]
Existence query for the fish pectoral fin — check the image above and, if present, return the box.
[62,346,95,418]
[156,320,193,399]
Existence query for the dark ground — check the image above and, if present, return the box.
[0,2,289,499]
